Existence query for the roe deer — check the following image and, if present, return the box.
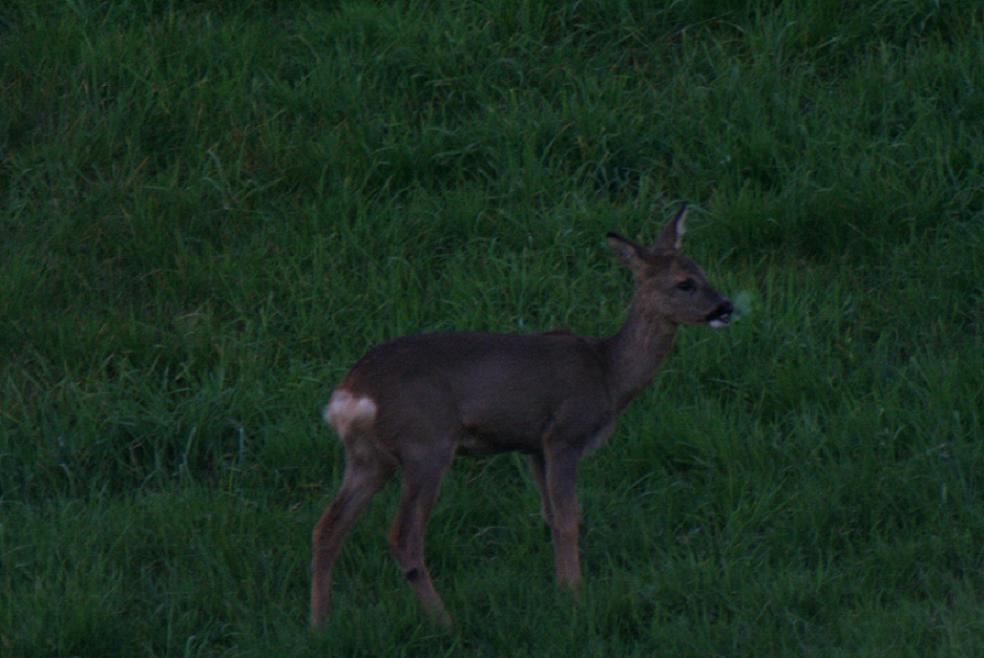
[310,204,732,630]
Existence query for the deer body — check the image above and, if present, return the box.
[335,331,619,456]
[310,205,732,630]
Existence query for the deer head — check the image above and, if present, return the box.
[607,204,733,328]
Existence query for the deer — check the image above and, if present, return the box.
[309,204,733,630]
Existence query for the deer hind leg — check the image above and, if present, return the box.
[310,440,395,630]
[388,452,454,629]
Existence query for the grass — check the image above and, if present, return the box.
[2,0,983,655]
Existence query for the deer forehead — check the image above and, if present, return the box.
[641,254,703,281]
[669,257,706,279]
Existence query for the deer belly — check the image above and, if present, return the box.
[457,428,539,455]
[455,411,547,455]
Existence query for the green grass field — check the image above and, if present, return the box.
[2,1,983,655]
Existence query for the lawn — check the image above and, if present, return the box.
[1,1,983,655]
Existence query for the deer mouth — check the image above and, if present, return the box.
[706,301,733,329]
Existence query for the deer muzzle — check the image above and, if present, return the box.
[706,301,733,329]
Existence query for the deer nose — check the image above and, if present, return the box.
[706,300,733,327]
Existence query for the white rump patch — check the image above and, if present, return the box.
[709,319,729,329]
[323,389,377,437]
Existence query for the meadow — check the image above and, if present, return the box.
[2,0,983,655]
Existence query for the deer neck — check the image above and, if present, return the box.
[602,296,678,411]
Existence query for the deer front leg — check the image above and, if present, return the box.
[543,446,582,592]
[528,453,554,528]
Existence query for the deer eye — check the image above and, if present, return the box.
[676,279,696,292]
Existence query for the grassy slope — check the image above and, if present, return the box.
[2,1,983,655]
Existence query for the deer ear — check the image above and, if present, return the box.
[607,232,649,272]
[655,203,688,251]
